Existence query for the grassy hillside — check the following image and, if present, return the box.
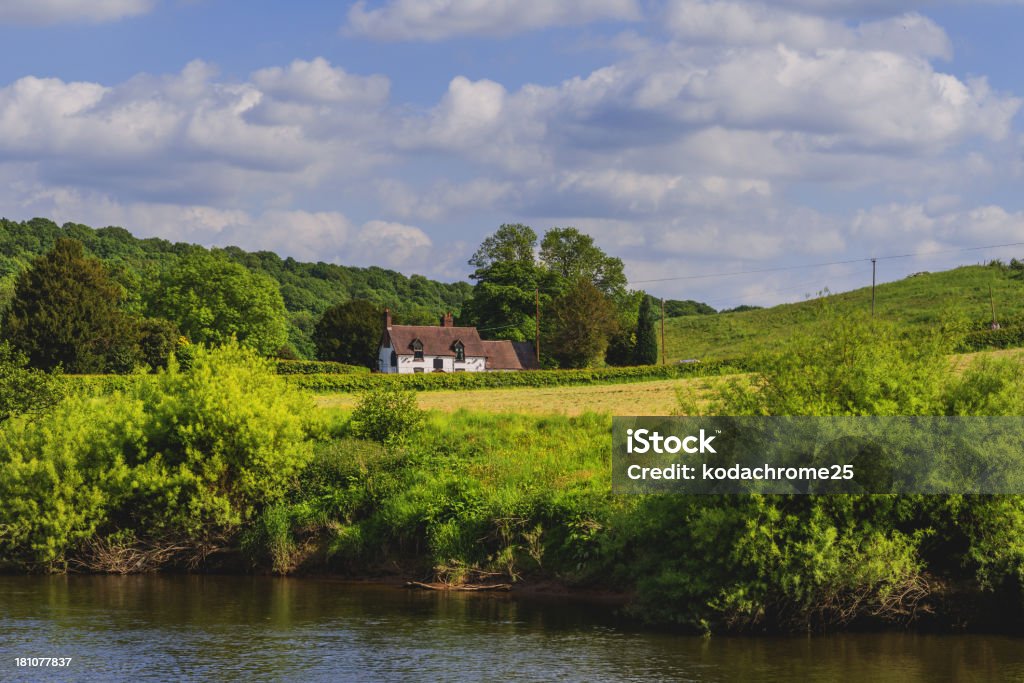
[664,263,1024,361]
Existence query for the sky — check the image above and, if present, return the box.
[2,0,1024,308]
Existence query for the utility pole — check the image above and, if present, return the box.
[660,297,666,366]
[535,287,540,367]
[871,258,877,317]
[990,284,998,329]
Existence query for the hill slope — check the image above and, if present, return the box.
[663,263,1024,361]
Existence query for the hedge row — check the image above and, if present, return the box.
[959,324,1024,352]
[286,360,750,393]
[274,359,369,375]
[63,360,752,396]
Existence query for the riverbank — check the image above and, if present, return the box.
[5,332,1024,635]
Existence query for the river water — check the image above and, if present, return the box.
[1,575,1023,682]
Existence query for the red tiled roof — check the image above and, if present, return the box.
[482,339,538,370]
[385,324,486,357]
[511,341,539,370]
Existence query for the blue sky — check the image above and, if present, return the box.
[2,0,1024,308]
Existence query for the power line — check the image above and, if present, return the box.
[629,240,1024,285]
[475,323,524,333]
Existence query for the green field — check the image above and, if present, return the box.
[313,348,1023,416]
[663,264,1024,361]
[314,375,727,416]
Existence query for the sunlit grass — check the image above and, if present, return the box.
[313,347,1023,417]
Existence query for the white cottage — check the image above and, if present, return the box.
[377,309,536,374]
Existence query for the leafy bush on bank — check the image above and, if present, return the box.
[0,343,314,571]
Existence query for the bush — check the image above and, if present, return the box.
[0,343,315,570]
[959,324,1024,352]
[351,385,424,444]
[0,342,65,423]
[686,306,950,416]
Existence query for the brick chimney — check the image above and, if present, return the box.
[441,312,454,327]
[383,308,392,330]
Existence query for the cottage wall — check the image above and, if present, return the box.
[378,349,487,374]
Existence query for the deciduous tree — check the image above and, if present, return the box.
[313,299,382,368]
[147,250,289,356]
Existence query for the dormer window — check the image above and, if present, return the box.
[412,339,424,360]
[453,341,465,362]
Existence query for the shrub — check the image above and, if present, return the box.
[350,385,424,444]
[0,342,65,424]
[0,343,315,570]
[0,392,140,570]
[686,306,950,417]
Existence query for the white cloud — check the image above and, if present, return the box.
[666,1,951,59]
[852,203,1024,249]
[0,59,393,205]
[345,0,641,41]
[0,0,154,25]
[251,58,390,105]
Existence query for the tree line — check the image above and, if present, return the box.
[0,218,470,361]
[0,218,724,372]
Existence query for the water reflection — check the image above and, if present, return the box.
[1,575,1023,681]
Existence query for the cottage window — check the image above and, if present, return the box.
[453,341,465,362]
[390,350,397,367]
[414,367,424,373]
[433,358,444,370]
[412,340,424,360]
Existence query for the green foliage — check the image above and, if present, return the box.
[468,223,538,271]
[540,227,627,298]
[1,238,140,373]
[694,305,951,416]
[0,343,314,570]
[286,359,743,393]
[548,278,619,368]
[660,297,717,317]
[350,385,424,444]
[313,299,382,368]
[147,250,290,356]
[461,259,552,342]
[136,318,179,370]
[0,218,471,361]
[274,359,369,375]
[0,391,139,569]
[620,496,929,631]
[959,323,1024,351]
[0,342,64,423]
[462,224,634,356]
[633,295,659,365]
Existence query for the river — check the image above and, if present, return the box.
[2,575,1023,681]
